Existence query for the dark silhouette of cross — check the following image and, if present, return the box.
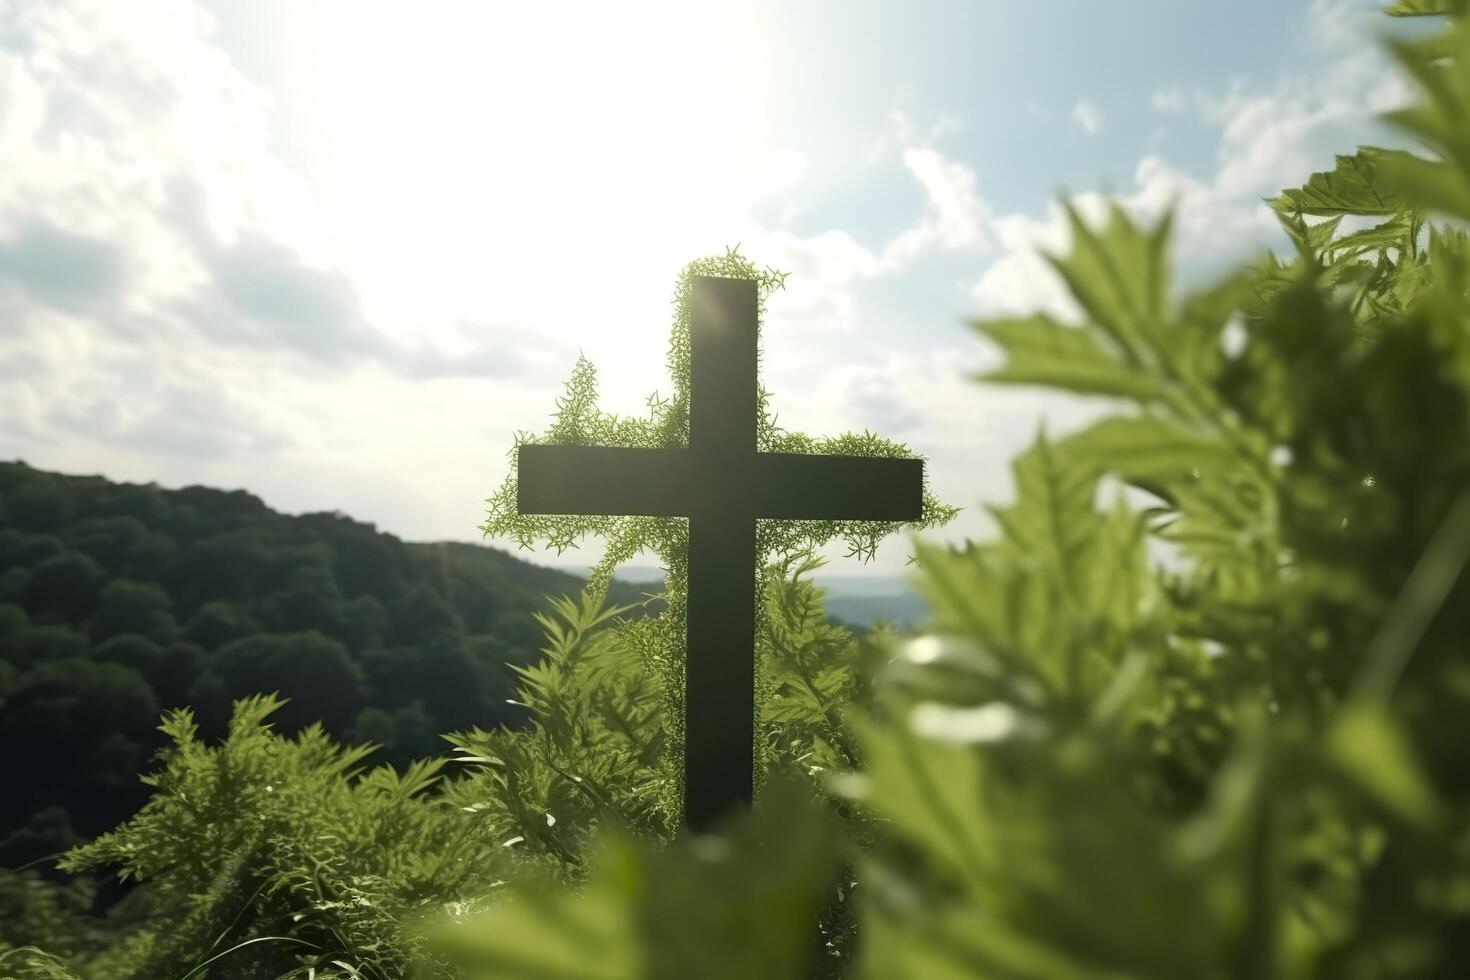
[517,275,922,831]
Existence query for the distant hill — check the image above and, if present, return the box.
[822,592,930,633]
[0,460,659,863]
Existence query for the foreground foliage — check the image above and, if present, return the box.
[6,2,1470,977]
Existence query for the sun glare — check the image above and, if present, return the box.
[313,1,780,365]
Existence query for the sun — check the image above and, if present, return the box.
[309,1,781,352]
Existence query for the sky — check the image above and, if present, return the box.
[0,0,1437,580]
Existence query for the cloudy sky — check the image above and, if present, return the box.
[0,0,1433,579]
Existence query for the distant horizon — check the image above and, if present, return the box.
[544,560,923,589]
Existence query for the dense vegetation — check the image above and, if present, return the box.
[0,463,662,863]
[5,2,1470,977]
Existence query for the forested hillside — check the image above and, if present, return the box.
[0,460,662,862]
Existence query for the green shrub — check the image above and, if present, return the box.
[56,696,526,979]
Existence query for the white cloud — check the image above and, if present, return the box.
[0,0,584,535]
[864,108,964,165]
[748,228,885,334]
[969,193,1112,323]
[742,128,996,337]
[760,342,1121,570]
[881,147,993,264]
[970,20,1415,321]
[0,3,293,408]
[1308,0,1382,54]
[1201,51,1411,201]
[1071,100,1104,136]
[0,0,388,367]
[775,346,1100,457]
[1150,87,1190,113]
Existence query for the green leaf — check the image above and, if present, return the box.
[1275,211,1344,261]
[987,433,1101,598]
[1326,211,1417,261]
[431,840,641,980]
[1042,202,1174,373]
[1380,23,1470,220]
[429,779,839,980]
[846,716,993,884]
[1268,148,1415,217]
[1374,150,1470,226]
[1383,0,1461,15]
[1059,415,1239,487]
[0,947,81,980]
[1085,493,1156,634]
[859,897,1111,980]
[971,314,1167,401]
[1325,701,1443,827]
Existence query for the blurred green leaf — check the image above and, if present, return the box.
[1383,0,1463,16]
[1326,701,1443,827]
[1043,202,1173,376]
[430,779,839,980]
[971,313,1167,401]
[1060,415,1241,486]
[1381,20,1470,221]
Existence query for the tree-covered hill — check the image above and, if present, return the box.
[0,459,663,862]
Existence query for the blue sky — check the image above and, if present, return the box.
[0,0,1435,579]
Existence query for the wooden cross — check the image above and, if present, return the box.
[517,275,923,831]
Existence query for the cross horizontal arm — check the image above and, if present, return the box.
[751,453,923,521]
[519,444,925,522]
[517,445,697,517]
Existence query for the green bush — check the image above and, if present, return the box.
[54,695,527,979]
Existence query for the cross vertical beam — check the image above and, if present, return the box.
[685,277,758,832]
[684,496,756,831]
